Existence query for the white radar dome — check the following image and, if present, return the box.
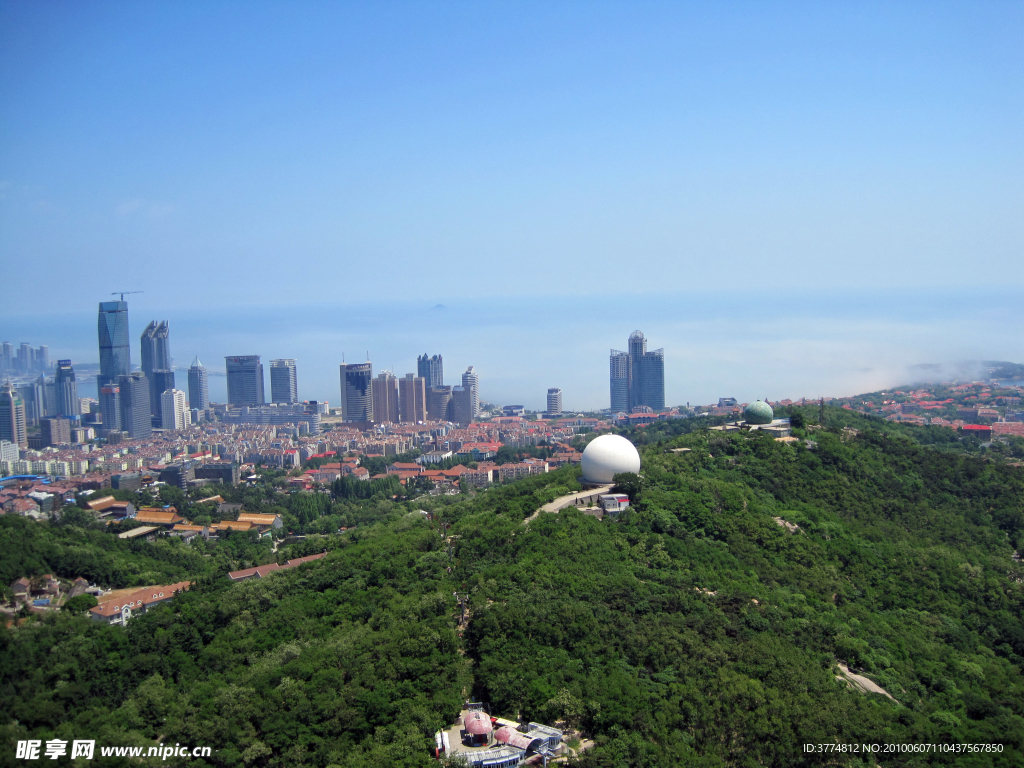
[581,434,641,484]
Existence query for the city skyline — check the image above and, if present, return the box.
[3,287,1024,412]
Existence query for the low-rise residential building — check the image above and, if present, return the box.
[88,581,191,625]
[227,552,327,582]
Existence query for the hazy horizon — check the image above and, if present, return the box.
[3,288,1021,411]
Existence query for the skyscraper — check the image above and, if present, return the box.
[417,354,444,389]
[0,382,27,448]
[450,386,473,425]
[188,356,209,409]
[17,343,31,372]
[54,360,80,417]
[636,346,665,411]
[140,321,171,373]
[148,370,176,426]
[371,371,399,424]
[118,372,152,439]
[610,331,665,413]
[98,301,131,392]
[339,363,373,422]
[399,374,426,423]
[426,386,452,422]
[43,379,59,417]
[270,359,299,404]
[18,379,44,427]
[161,389,190,430]
[547,388,563,415]
[461,366,479,418]
[226,356,265,406]
[141,321,173,424]
[609,350,630,413]
[38,417,71,448]
[99,385,121,436]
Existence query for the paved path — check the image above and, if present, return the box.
[523,485,614,524]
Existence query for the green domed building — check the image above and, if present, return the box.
[743,400,774,425]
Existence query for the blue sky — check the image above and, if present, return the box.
[1,2,1021,408]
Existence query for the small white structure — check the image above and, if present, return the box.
[580,434,640,484]
[599,494,630,514]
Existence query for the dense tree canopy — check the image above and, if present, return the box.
[2,408,1023,766]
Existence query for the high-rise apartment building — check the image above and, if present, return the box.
[635,350,665,411]
[609,351,630,413]
[161,389,190,430]
[426,385,452,422]
[370,371,400,424]
[270,359,299,404]
[54,360,80,417]
[461,366,479,418]
[38,417,71,447]
[188,357,209,409]
[118,372,152,439]
[399,374,426,423]
[339,362,373,422]
[417,354,444,389]
[0,382,28,448]
[99,386,121,436]
[17,343,31,372]
[609,330,665,412]
[450,386,473,425]
[547,388,563,415]
[226,356,265,406]
[98,301,131,392]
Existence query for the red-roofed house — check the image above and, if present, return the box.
[993,422,1024,437]
[89,581,191,625]
[227,552,327,582]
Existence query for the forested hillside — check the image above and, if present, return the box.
[1,408,1023,766]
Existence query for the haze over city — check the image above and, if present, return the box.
[2,2,1022,408]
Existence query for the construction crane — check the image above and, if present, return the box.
[111,291,143,301]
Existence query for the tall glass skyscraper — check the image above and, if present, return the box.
[417,354,444,389]
[54,359,79,417]
[270,359,298,403]
[226,355,265,406]
[188,357,209,409]
[609,330,665,413]
[98,301,131,392]
[609,350,630,413]
[118,372,152,439]
[339,362,373,422]
[140,321,171,373]
[141,321,173,425]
